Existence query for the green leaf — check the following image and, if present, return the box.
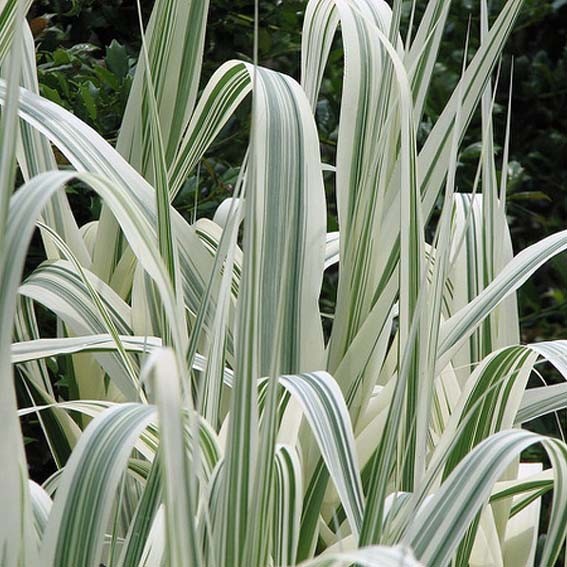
[105,40,129,79]
[79,81,97,120]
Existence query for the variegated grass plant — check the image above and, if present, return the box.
[1,0,566,565]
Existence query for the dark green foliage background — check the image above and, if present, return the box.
[22,1,566,555]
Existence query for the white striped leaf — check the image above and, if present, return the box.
[0,11,43,561]
[29,481,52,541]
[40,403,156,566]
[404,430,567,567]
[280,371,364,537]
[169,60,251,199]
[273,445,303,567]
[142,348,201,567]
[439,230,567,366]
[517,382,567,424]
[219,63,326,566]
[300,544,422,567]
